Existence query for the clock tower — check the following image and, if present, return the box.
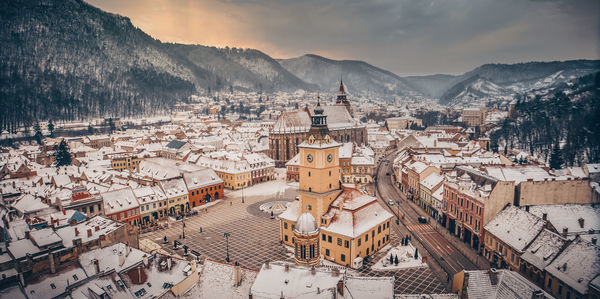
[297,98,342,222]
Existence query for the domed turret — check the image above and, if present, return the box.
[293,212,320,266]
[295,212,319,236]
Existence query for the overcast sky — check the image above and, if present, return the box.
[86,0,599,76]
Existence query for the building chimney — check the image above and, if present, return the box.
[264,261,270,269]
[93,259,100,274]
[62,210,66,215]
[525,205,529,212]
[562,227,568,237]
[25,231,30,239]
[578,218,584,229]
[284,264,289,272]
[592,238,597,245]
[87,229,92,237]
[95,225,100,231]
[542,213,547,221]
[49,252,56,274]
[75,227,79,236]
[311,266,316,275]
[167,257,172,269]
[531,290,544,299]
[143,255,149,267]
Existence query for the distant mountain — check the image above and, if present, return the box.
[402,74,459,98]
[0,0,313,132]
[436,60,600,106]
[278,54,420,97]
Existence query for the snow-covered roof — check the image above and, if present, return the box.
[463,269,551,299]
[546,237,600,294]
[421,173,443,191]
[55,215,124,248]
[339,142,353,159]
[250,262,342,299]
[182,168,223,190]
[484,205,546,253]
[159,177,188,198]
[526,204,600,238]
[29,227,62,248]
[520,229,567,270]
[101,187,139,215]
[24,264,88,299]
[8,238,41,259]
[190,259,258,299]
[322,187,394,238]
[79,242,146,275]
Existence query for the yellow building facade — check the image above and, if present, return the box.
[279,101,393,268]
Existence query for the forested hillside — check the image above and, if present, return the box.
[490,72,600,166]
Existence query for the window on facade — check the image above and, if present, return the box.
[328,236,332,243]
[322,234,326,241]
[365,234,368,241]
[337,238,342,246]
[284,223,288,229]
[358,238,362,246]
[345,240,349,248]
[326,249,330,256]
[341,254,346,262]
[378,226,381,233]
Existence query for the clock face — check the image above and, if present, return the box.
[307,154,313,163]
[327,154,333,162]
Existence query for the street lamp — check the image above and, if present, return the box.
[224,232,231,263]
[241,185,245,204]
[182,219,185,239]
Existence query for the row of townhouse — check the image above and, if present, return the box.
[482,204,600,299]
[195,151,275,190]
[441,165,597,252]
[393,143,598,254]
[136,157,224,218]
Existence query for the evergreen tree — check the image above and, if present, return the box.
[389,254,394,264]
[491,140,499,153]
[108,118,116,134]
[394,255,399,265]
[549,143,564,170]
[414,248,419,259]
[34,122,43,145]
[47,120,54,137]
[54,139,72,167]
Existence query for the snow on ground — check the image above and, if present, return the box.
[372,244,427,271]
[225,178,297,198]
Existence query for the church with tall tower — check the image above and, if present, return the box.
[279,98,393,268]
[269,80,367,167]
[335,79,352,116]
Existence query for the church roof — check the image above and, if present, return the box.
[272,105,362,134]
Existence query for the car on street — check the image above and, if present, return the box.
[418,216,427,223]
[388,200,394,206]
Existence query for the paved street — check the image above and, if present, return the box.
[375,150,485,281]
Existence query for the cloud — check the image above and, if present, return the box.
[86,0,599,75]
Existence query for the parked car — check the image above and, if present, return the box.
[418,216,427,224]
[388,200,395,206]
